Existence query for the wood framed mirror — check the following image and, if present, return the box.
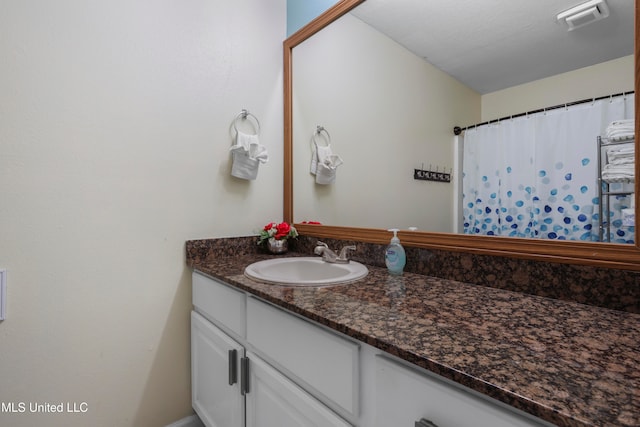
[284,0,640,271]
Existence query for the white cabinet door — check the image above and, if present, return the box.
[247,296,359,418]
[375,356,549,427]
[245,352,351,427]
[191,311,244,427]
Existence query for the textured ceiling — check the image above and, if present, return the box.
[351,0,634,94]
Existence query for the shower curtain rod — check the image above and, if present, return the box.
[453,90,635,135]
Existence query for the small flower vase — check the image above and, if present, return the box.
[266,237,288,254]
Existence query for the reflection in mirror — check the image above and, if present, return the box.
[284,0,640,270]
[293,9,479,231]
[291,0,635,243]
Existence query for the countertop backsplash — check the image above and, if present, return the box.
[186,235,640,314]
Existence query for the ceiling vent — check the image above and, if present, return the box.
[557,0,610,31]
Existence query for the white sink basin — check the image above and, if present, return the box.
[244,257,368,286]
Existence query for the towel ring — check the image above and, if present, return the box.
[313,125,331,147]
[233,109,261,136]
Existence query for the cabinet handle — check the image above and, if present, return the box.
[240,356,250,395]
[415,419,438,427]
[228,349,238,385]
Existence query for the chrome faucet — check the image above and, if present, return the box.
[314,241,356,264]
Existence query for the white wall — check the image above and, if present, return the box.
[292,13,480,231]
[0,1,285,426]
[482,55,634,121]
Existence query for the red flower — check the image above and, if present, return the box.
[274,222,291,239]
[257,221,297,246]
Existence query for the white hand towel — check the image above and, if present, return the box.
[230,131,267,180]
[310,134,343,184]
[249,141,269,164]
[231,131,255,151]
[315,154,344,185]
[311,144,334,175]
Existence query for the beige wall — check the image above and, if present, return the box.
[292,13,480,231]
[0,1,285,426]
[481,55,634,121]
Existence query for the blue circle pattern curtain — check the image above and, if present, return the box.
[462,94,635,243]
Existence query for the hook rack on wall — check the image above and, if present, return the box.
[414,165,451,183]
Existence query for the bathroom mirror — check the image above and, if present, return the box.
[284,0,640,270]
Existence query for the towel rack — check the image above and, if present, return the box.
[313,125,331,146]
[233,109,261,135]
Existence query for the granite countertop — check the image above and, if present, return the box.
[189,253,640,427]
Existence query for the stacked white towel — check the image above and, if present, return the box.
[602,145,635,182]
[605,119,635,141]
[230,131,269,180]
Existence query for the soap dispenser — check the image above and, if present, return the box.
[385,228,406,275]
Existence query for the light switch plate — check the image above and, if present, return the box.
[0,269,5,320]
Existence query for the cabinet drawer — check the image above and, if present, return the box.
[247,296,359,419]
[375,355,549,427]
[192,272,245,338]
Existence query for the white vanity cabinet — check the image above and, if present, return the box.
[191,272,351,427]
[192,271,550,427]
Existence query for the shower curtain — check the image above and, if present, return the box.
[462,94,635,243]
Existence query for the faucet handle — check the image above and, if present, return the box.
[314,241,329,256]
[339,245,356,260]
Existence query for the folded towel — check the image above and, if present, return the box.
[608,132,635,141]
[603,144,636,174]
[602,164,635,182]
[232,131,255,151]
[315,154,344,185]
[230,131,268,180]
[608,157,634,166]
[230,150,259,180]
[231,131,269,163]
[607,119,634,128]
[310,130,343,184]
[602,175,635,183]
[310,144,334,175]
[607,144,636,157]
[603,164,635,173]
[605,119,635,141]
[249,143,269,163]
[609,145,634,152]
